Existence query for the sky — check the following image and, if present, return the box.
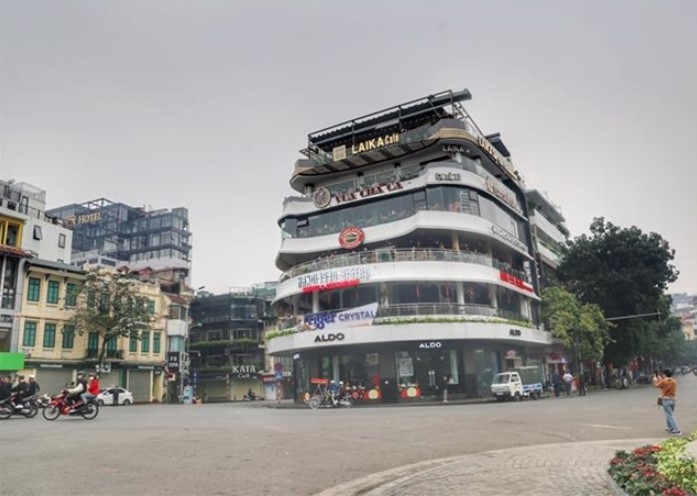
[1,0,695,295]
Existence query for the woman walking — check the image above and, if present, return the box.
[653,369,681,435]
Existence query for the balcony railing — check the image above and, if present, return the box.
[282,248,529,283]
[85,349,125,359]
[375,303,527,323]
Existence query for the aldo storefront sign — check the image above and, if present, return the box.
[314,333,345,343]
[418,341,442,349]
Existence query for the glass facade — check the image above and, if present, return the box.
[282,184,525,243]
[46,200,191,266]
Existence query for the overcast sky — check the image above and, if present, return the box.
[1,0,695,295]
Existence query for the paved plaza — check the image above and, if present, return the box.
[0,375,695,496]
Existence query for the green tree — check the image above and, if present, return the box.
[541,286,609,364]
[557,218,679,366]
[71,268,153,372]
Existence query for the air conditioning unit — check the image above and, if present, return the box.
[97,363,111,374]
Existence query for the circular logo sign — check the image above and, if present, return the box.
[338,226,365,250]
[312,187,332,209]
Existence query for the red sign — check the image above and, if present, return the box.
[499,271,534,293]
[302,279,359,294]
[338,226,365,250]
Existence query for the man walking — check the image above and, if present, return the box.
[653,369,681,435]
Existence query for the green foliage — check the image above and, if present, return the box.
[655,434,697,493]
[558,218,680,365]
[70,269,153,369]
[541,286,609,362]
[608,432,697,496]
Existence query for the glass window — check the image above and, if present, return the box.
[33,225,43,240]
[106,337,117,352]
[130,334,138,352]
[151,217,162,229]
[65,283,79,307]
[141,331,150,353]
[43,323,57,348]
[27,277,41,302]
[161,216,172,228]
[153,332,161,354]
[88,332,99,351]
[22,321,37,347]
[46,280,60,304]
[62,325,75,349]
[58,233,66,248]
[147,300,155,315]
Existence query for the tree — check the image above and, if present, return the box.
[557,218,679,366]
[541,286,609,364]
[71,268,153,372]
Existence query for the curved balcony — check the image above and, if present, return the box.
[375,303,527,324]
[282,248,529,283]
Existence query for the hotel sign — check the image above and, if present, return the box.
[302,303,378,330]
[65,212,102,226]
[351,133,400,154]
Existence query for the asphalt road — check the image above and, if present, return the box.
[1,375,695,496]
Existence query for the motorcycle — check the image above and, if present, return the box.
[0,396,39,419]
[308,391,354,410]
[42,391,99,420]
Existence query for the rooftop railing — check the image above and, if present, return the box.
[282,248,529,283]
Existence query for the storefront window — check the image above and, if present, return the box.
[474,349,500,397]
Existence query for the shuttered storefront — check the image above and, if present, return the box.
[128,370,152,403]
[36,368,74,396]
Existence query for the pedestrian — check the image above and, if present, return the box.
[110,384,119,406]
[442,375,452,403]
[577,372,587,396]
[562,370,573,397]
[551,370,562,398]
[653,369,681,435]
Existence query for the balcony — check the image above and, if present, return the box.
[375,303,529,325]
[85,349,125,359]
[283,248,529,283]
[189,338,262,351]
[530,211,567,246]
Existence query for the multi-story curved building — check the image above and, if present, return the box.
[268,89,554,401]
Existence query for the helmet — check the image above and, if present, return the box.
[77,371,85,377]
[339,381,344,385]
[330,380,336,384]
[28,375,35,380]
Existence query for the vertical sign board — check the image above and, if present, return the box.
[167,351,180,373]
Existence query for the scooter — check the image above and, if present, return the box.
[0,396,39,419]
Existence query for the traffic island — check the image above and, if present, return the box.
[608,431,697,496]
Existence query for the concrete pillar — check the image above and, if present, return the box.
[332,356,340,382]
[451,232,460,251]
[489,286,498,309]
[380,282,389,307]
[456,281,465,306]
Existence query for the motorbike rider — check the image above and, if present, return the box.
[26,375,40,396]
[11,375,29,409]
[65,372,88,409]
[82,373,100,404]
[327,380,341,406]
[0,375,11,402]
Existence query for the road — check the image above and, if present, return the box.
[1,374,695,496]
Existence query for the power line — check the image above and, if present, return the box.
[605,311,661,322]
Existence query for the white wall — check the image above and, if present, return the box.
[21,218,73,263]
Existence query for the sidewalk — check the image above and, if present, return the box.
[315,438,659,496]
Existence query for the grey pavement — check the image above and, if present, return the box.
[315,439,659,496]
[0,374,695,496]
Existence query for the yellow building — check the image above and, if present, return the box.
[17,262,170,403]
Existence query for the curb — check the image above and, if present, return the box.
[313,438,659,496]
